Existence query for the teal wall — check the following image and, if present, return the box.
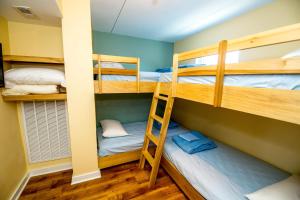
[95,94,153,126]
[92,31,174,71]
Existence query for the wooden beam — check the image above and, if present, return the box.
[228,23,300,51]
[178,45,218,61]
[93,68,137,75]
[2,94,67,101]
[3,55,64,64]
[92,54,138,64]
[214,40,227,107]
[178,66,217,76]
[137,58,140,93]
[171,54,179,96]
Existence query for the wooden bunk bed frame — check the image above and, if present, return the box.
[163,23,300,125]
[97,23,300,200]
[93,54,156,94]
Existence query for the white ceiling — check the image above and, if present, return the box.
[0,0,272,42]
[91,0,272,42]
[0,0,61,26]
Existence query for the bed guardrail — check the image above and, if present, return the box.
[171,23,300,124]
[92,54,140,93]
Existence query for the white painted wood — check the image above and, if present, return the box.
[9,172,30,200]
[71,170,101,185]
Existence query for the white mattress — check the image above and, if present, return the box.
[159,72,300,90]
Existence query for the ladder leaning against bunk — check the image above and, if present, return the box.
[139,82,174,188]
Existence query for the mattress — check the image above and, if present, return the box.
[159,72,300,90]
[100,72,161,82]
[97,121,290,200]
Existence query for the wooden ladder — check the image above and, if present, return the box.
[139,82,174,188]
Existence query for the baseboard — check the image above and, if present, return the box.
[10,162,72,200]
[10,172,30,200]
[30,162,72,177]
[71,170,101,185]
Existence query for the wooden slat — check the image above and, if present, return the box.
[152,114,163,124]
[228,23,300,51]
[93,68,137,75]
[155,95,168,101]
[178,44,218,61]
[146,132,159,145]
[97,55,102,93]
[2,94,67,101]
[222,86,300,125]
[176,83,215,105]
[98,150,141,169]
[214,40,227,107]
[3,55,64,64]
[137,58,140,93]
[92,54,138,64]
[139,82,156,93]
[142,150,154,166]
[161,157,205,200]
[178,65,217,76]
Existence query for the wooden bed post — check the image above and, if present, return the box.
[172,54,179,97]
[213,40,227,107]
[97,55,102,94]
[137,58,140,93]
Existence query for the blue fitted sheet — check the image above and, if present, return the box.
[97,121,289,200]
[159,72,300,90]
[101,71,160,82]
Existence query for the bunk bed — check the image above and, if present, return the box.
[93,54,158,94]
[96,23,300,199]
[1,55,66,101]
[162,23,300,125]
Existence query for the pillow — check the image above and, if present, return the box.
[245,175,300,200]
[95,62,124,69]
[4,68,66,87]
[2,85,58,96]
[282,49,300,59]
[100,119,129,138]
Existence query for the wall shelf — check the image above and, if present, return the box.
[2,94,67,102]
[3,55,64,64]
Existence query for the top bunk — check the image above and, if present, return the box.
[161,23,300,125]
[1,55,66,101]
[93,54,157,94]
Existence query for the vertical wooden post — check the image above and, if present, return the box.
[171,54,179,97]
[97,55,102,94]
[137,58,140,93]
[213,40,227,107]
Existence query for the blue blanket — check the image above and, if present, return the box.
[172,131,217,154]
[153,120,179,130]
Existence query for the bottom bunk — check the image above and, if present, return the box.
[97,121,290,200]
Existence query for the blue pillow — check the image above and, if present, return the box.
[172,131,217,154]
[155,68,172,73]
[153,120,179,130]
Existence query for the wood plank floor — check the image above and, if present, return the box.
[20,162,187,200]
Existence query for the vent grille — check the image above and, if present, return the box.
[22,101,71,163]
[13,6,38,19]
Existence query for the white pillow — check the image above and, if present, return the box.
[4,68,66,87]
[100,119,128,138]
[94,62,124,69]
[2,85,58,96]
[245,175,300,200]
[282,49,300,59]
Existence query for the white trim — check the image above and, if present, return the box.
[30,162,72,177]
[9,172,30,200]
[71,170,101,185]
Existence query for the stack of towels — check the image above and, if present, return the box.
[173,131,217,154]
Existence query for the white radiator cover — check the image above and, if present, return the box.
[22,101,71,163]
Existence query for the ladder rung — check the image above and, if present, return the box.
[152,115,163,124]
[142,150,154,166]
[155,95,168,101]
[146,132,159,145]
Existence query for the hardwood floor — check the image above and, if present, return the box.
[20,162,187,200]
